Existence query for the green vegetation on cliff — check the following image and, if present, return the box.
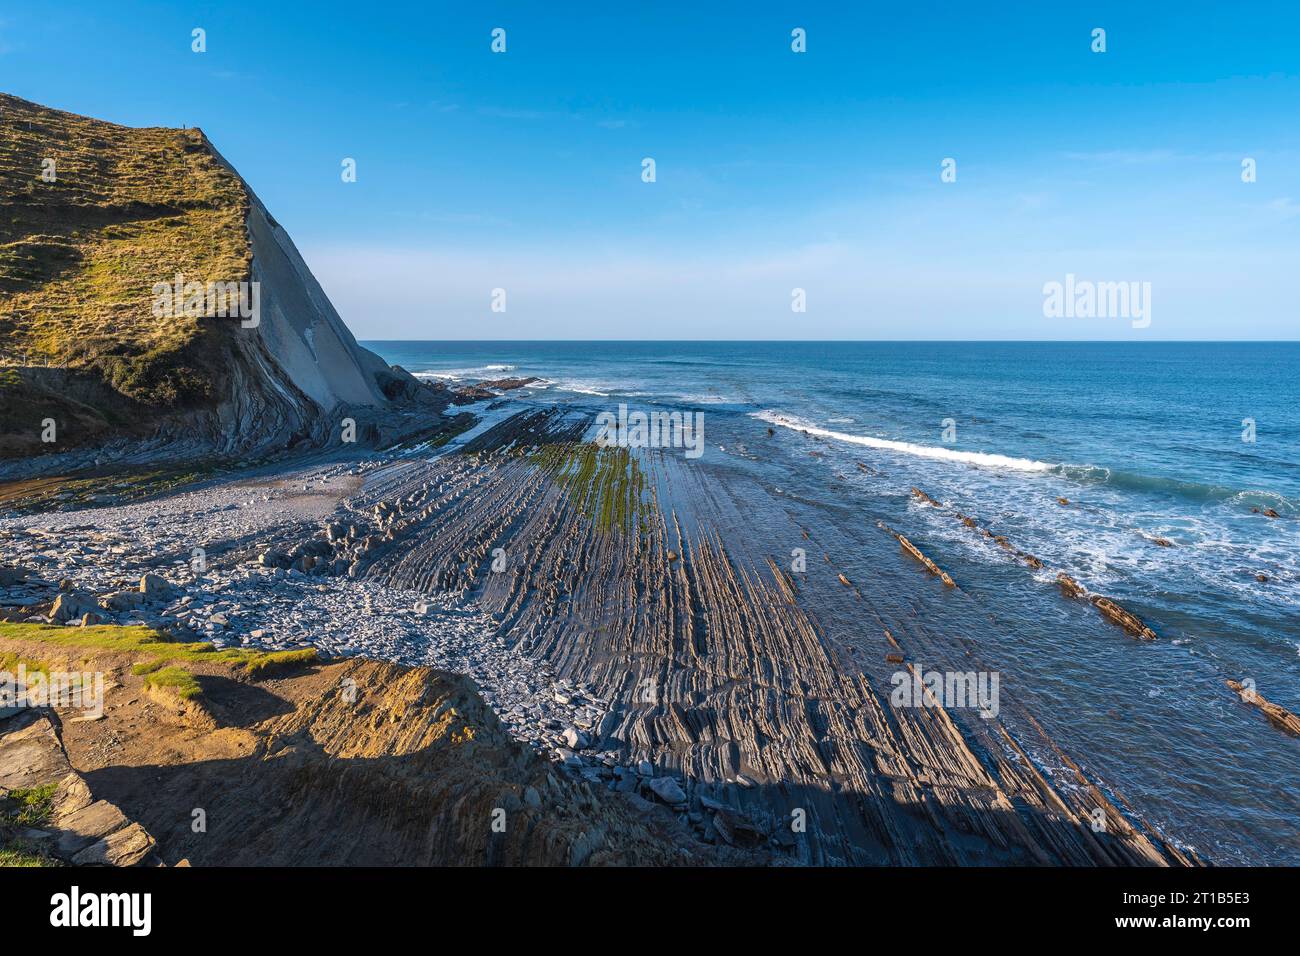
[0,93,250,406]
[0,621,318,698]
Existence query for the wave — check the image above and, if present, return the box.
[1058,465,1295,510]
[410,364,517,381]
[755,410,1295,511]
[752,411,1054,473]
[555,381,611,397]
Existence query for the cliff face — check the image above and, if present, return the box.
[0,93,410,471]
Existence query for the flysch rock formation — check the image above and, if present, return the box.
[324,409,1197,866]
[0,409,1211,866]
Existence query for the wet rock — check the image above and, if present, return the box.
[910,487,941,507]
[1090,596,1157,641]
[894,532,956,588]
[1055,573,1087,599]
[1227,679,1300,737]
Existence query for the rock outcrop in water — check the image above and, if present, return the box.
[1227,680,1300,738]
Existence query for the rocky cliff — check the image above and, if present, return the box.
[0,93,424,473]
[0,622,746,866]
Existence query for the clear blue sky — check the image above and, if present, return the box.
[3,1,1298,339]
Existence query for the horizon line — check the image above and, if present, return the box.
[357,338,1300,344]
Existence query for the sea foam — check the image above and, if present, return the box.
[752,410,1053,473]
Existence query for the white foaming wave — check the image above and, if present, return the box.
[411,364,517,381]
[752,410,1054,473]
[411,370,462,381]
[556,381,611,397]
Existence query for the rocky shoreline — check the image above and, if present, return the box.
[1,397,1222,865]
[0,462,626,771]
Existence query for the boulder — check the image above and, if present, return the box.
[259,549,292,569]
[102,590,147,612]
[713,809,767,847]
[139,573,177,599]
[50,592,98,623]
[647,776,687,805]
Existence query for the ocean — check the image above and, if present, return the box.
[365,340,1300,862]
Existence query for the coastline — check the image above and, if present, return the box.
[2,390,1207,866]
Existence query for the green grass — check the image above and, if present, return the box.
[0,622,317,685]
[428,416,476,449]
[0,92,250,413]
[242,648,317,677]
[1,783,58,827]
[0,465,217,513]
[0,651,49,676]
[0,843,61,867]
[142,665,202,700]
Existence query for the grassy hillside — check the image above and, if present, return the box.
[0,93,250,410]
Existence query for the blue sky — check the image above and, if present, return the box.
[2,1,1298,339]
